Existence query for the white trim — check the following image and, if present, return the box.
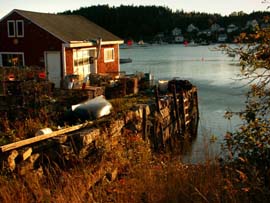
[62,44,66,78]
[67,40,124,48]
[117,44,120,72]
[66,42,95,48]
[101,40,124,45]
[104,48,115,63]
[0,52,25,66]
[16,20,24,37]
[7,20,15,37]
[75,47,97,51]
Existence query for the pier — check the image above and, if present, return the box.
[0,71,199,184]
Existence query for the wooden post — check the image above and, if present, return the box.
[142,106,147,140]
[194,88,199,122]
[191,88,199,137]
[154,85,160,113]
[178,91,185,133]
[172,84,181,135]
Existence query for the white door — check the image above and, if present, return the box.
[45,51,61,88]
[89,49,97,74]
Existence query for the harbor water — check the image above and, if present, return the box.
[120,44,248,162]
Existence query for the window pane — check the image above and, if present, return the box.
[16,21,24,37]
[2,54,23,67]
[104,48,114,62]
[8,21,15,37]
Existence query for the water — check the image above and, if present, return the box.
[120,44,248,162]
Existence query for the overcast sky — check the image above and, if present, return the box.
[0,0,268,18]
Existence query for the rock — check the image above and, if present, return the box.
[7,150,18,171]
[106,168,118,181]
[18,153,40,175]
[52,134,68,144]
[81,128,100,146]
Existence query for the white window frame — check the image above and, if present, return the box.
[16,20,24,37]
[7,20,15,37]
[104,48,115,63]
[0,52,25,67]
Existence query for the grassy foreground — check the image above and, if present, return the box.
[0,132,269,203]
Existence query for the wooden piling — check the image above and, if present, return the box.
[172,84,181,135]
[142,106,147,140]
[154,86,160,113]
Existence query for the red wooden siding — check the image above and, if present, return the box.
[0,11,121,81]
[0,12,63,69]
[97,44,119,74]
[65,48,73,75]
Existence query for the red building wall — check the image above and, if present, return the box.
[97,44,120,74]
[0,11,121,79]
[0,12,63,68]
[65,48,73,75]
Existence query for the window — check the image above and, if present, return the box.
[73,49,95,80]
[7,20,24,38]
[16,20,24,37]
[7,20,15,37]
[104,48,115,63]
[1,53,24,67]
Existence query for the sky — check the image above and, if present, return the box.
[0,0,268,18]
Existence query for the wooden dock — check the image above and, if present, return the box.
[0,77,199,187]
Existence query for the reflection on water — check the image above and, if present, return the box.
[120,44,247,162]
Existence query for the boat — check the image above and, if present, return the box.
[120,58,132,64]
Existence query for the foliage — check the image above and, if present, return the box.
[223,17,270,190]
[1,135,267,203]
[60,5,270,42]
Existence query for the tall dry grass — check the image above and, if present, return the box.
[1,131,268,203]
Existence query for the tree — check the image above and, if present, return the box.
[223,19,270,189]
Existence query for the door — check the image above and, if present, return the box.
[89,49,97,74]
[45,51,61,88]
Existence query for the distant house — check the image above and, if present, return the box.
[172,27,182,36]
[261,23,270,29]
[0,9,123,87]
[187,24,199,33]
[245,19,259,30]
[210,23,220,32]
[227,24,239,33]
[217,33,228,42]
[197,29,211,37]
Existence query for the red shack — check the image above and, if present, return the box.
[0,9,124,87]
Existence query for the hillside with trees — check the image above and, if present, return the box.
[61,5,270,42]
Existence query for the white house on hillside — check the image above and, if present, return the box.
[227,24,239,33]
[245,19,259,30]
[210,23,220,32]
[172,27,182,36]
[187,24,199,33]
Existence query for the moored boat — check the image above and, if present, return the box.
[120,58,132,64]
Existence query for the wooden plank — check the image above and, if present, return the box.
[21,147,32,161]
[0,121,94,153]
